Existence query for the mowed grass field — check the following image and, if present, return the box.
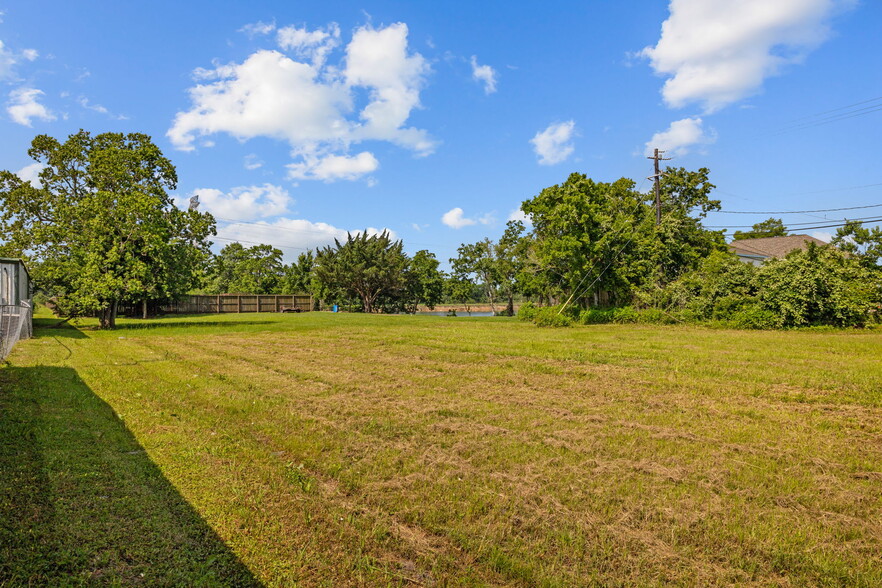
[2,311,882,586]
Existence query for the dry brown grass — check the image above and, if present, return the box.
[5,312,882,586]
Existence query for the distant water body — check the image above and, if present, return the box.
[415,311,495,317]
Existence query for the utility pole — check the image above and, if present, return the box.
[647,148,671,225]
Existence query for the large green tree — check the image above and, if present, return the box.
[649,167,726,286]
[279,250,315,296]
[517,168,724,309]
[451,238,499,311]
[520,174,650,306]
[0,131,215,328]
[400,250,445,313]
[208,242,284,294]
[313,231,409,313]
[450,220,527,315]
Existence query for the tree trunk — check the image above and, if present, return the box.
[505,295,514,317]
[142,299,148,319]
[98,301,118,329]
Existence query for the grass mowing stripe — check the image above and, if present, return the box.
[4,312,882,585]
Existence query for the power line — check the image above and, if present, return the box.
[715,203,882,215]
[708,214,882,228]
[708,217,882,232]
[766,95,882,135]
[785,95,882,123]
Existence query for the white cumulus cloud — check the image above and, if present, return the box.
[442,208,475,229]
[470,56,497,94]
[186,183,293,221]
[507,208,532,226]
[343,23,434,153]
[216,218,396,260]
[16,162,45,187]
[168,22,434,182]
[287,151,378,182]
[645,117,716,157]
[7,87,55,126]
[530,120,575,165]
[641,0,854,112]
[441,207,493,229]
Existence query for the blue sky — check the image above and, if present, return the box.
[1,0,880,264]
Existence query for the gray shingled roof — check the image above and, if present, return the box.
[728,234,828,259]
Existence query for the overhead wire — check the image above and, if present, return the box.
[714,202,882,215]
[706,214,882,229]
[766,95,882,135]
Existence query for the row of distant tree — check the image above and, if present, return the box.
[1,130,879,328]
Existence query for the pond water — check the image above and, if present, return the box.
[415,311,495,317]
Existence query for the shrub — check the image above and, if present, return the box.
[533,305,573,328]
[757,244,881,327]
[579,308,615,324]
[727,304,780,329]
[517,301,539,321]
[634,307,676,324]
[611,306,640,323]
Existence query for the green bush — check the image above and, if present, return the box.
[634,307,676,324]
[533,305,573,327]
[579,308,615,324]
[757,244,881,327]
[611,306,639,323]
[726,304,780,329]
[517,301,539,321]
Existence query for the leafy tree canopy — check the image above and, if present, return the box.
[313,231,409,313]
[516,168,723,309]
[207,242,284,295]
[832,220,882,269]
[0,130,215,328]
[732,218,788,241]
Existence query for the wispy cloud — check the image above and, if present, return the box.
[470,55,497,94]
[78,96,128,120]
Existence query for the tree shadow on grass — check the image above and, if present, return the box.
[0,366,262,586]
[31,318,88,339]
[111,320,277,331]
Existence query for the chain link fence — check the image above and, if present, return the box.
[0,302,32,360]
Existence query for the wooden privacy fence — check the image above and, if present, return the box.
[161,294,312,314]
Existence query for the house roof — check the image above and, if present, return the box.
[728,234,828,259]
